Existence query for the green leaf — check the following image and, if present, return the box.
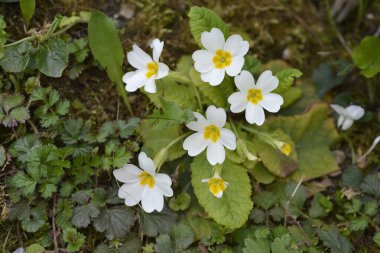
[9,200,31,221]
[253,191,278,210]
[139,118,184,161]
[263,104,339,180]
[364,200,378,216]
[171,223,195,250]
[349,217,368,232]
[352,36,380,78]
[2,94,24,110]
[0,145,5,167]
[63,227,86,252]
[9,171,37,196]
[72,203,100,228]
[56,198,73,229]
[312,64,344,97]
[0,41,32,73]
[19,0,35,26]
[249,163,275,185]
[93,206,135,240]
[270,234,299,253]
[319,229,352,253]
[88,10,124,85]
[309,193,332,218]
[35,38,69,77]
[10,106,30,123]
[373,232,380,246]
[281,87,303,108]
[341,166,363,188]
[26,244,45,253]
[141,208,177,237]
[243,238,270,253]
[274,68,302,93]
[154,234,173,253]
[10,135,42,163]
[169,192,191,211]
[188,6,229,47]
[21,207,48,233]
[360,175,380,197]
[150,98,195,124]
[0,15,7,59]
[191,153,253,229]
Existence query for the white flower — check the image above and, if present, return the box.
[192,28,249,86]
[113,152,173,213]
[123,39,169,93]
[201,173,228,198]
[183,105,236,165]
[227,70,284,125]
[330,104,364,130]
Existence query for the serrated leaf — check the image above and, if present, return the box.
[56,198,73,229]
[319,229,352,253]
[169,192,191,211]
[191,153,253,229]
[253,191,278,210]
[25,244,44,253]
[21,207,47,233]
[93,206,135,240]
[72,203,100,228]
[154,234,173,253]
[188,6,229,47]
[9,171,37,196]
[19,0,35,26]
[243,238,270,253]
[250,208,265,224]
[352,36,380,78]
[141,208,177,237]
[9,200,31,221]
[88,10,124,85]
[0,41,32,72]
[263,104,339,180]
[2,94,24,110]
[360,175,380,197]
[35,38,69,77]
[63,228,86,252]
[10,106,30,122]
[10,135,42,163]
[171,223,195,250]
[150,98,195,124]
[270,234,299,253]
[349,217,368,232]
[274,68,302,93]
[364,200,377,216]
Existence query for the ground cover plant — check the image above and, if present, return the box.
[0,0,379,252]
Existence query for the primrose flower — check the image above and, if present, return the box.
[123,39,169,93]
[183,105,236,165]
[113,152,173,213]
[330,104,364,130]
[228,70,284,125]
[201,173,228,198]
[192,28,249,86]
[273,140,292,156]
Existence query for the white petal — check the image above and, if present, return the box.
[220,128,236,150]
[123,69,147,89]
[113,164,141,183]
[201,68,225,86]
[127,50,149,70]
[183,132,209,156]
[341,118,354,130]
[155,180,173,197]
[337,115,345,128]
[228,92,248,113]
[234,70,255,92]
[259,93,284,113]
[141,187,164,213]
[330,104,346,115]
[206,142,225,165]
[225,56,244,77]
[256,71,278,93]
[206,105,226,127]
[156,63,169,79]
[245,103,265,125]
[144,79,157,93]
[123,72,143,92]
[345,105,364,120]
[138,152,156,175]
[131,45,153,65]
[118,182,143,206]
[192,50,215,73]
[201,28,225,51]
[150,39,163,62]
[224,34,249,56]
[186,112,208,131]
[155,173,172,186]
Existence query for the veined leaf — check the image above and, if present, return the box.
[191,153,253,229]
[20,0,35,26]
[35,38,69,77]
[352,36,380,78]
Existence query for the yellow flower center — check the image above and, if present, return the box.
[204,125,221,143]
[246,88,263,104]
[213,49,232,69]
[138,171,155,188]
[146,61,159,78]
[208,177,227,196]
[280,143,292,156]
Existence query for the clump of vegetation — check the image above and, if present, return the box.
[0,0,379,252]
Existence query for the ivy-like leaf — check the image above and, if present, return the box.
[191,153,253,229]
[188,6,229,47]
[352,36,380,78]
[35,38,69,77]
[93,206,135,240]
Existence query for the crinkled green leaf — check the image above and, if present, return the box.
[319,229,352,253]
[72,203,100,228]
[10,135,42,163]
[35,38,69,77]
[0,41,32,73]
[169,192,191,211]
[191,153,253,229]
[243,238,270,253]
[349,217,368,232]
[352,36,380,78]
[364,200,378,216]
[171,223,195,250]
[93,206,135,240]
[141,208,177,237]
[263,104,339,180]
[188,6,229,47]
[271,234,300,253]
[56,198,73,229]
[274,68,302,93]
[360,175,380,198]
[253,191,278,210]
[9,106,30,123]
[9,171,37,196]
[63,227,86,252]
